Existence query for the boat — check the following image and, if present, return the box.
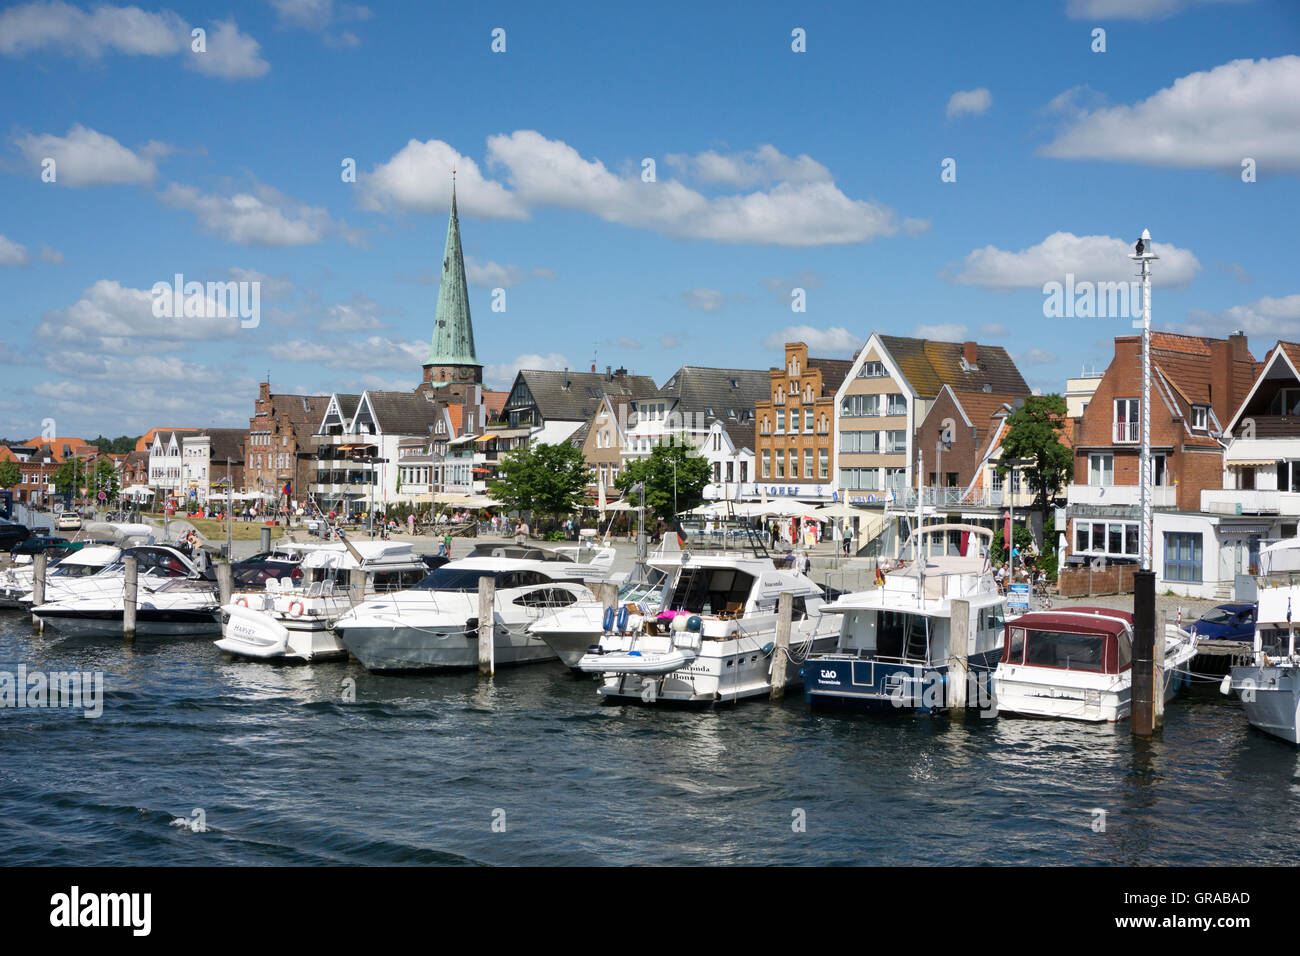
[993,607,1197,722]
[214,540,430,662]
[1220,539,1300,742]
[0,545,121,609]
[458,540,616,584]
[803,524,1007,712]
[30,544,222,637]
[334,556,598,671]
[576,519,839,704]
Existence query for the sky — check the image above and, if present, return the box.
[1,0,1298,440]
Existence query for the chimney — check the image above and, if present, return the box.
[963,341,978,366]
[614,367,627,379]
[606,365,612,380]
[1230,330,1249,362]
[1209,338,1233,426]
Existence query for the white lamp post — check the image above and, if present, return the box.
[1129,230,1159,571]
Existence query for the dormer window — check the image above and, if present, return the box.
[1191,405,1208,431]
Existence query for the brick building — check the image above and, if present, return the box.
[754,342,851,500]
[245,382,332,505]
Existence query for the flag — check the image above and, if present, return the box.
[875,565,885,587]
[283,481,291,498]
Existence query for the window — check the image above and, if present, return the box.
[804,408,813,431]
[725,461,733,482]
[760,417,770,436]
[1191,405,1208,431]
[885,468,907,492]
[1278,461,1300,493]
[804,449,813,479]
[761,454,771,478]
[1089,453,1114,487]
[858,361,888,379]
[886,430,907,455]
[788,410,797,433]
[1268,388,1300,416]
[1023,630,1107,673]
[790,453,799,478]
[739,461,748,482]
[1114,398,1139,443]
[1164,532,1203,583]
[840,394,880,418]
[777,453,786,478]
[886,394,907,416]
[841,431,880,454]
[775,414,784,435]
[819,448,829,479]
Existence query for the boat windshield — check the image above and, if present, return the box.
[1022,629,1108,673]
[415,566,553,592]
[467,544,571,562]
[666,565,755,616]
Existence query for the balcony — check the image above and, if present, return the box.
[1202,489,1300,516]
[1113,420,1139,444]
[1067,484,1177,508]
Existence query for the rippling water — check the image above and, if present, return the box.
[1,612,1297,866]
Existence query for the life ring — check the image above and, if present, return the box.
[235,596,248,608]
[289,600,305,617]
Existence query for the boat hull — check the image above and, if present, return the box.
[339,623,554,672]
[215,603,348,662]
[804,649,1003,712]
[34,607,221,637]
[1229,664,1300,744]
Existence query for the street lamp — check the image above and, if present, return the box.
[1128,229,1158,571]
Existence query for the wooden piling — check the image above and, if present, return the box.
[260,525,271,553]
[770,591,793,701]
[216,561,233,607]
[478,574,495,677]
[949,598,971,712]
[599,581,618,623]
[348,567,367,608]
[1153,610,1166,725]
[31,552,47,632]
[1131,569,1156,736]
[123,554,138,640]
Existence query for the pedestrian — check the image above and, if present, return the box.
[515,519,526,545]
[843,522,853,557]
[407,513,415,536]
[443,530,452,557]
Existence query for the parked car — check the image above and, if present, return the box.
[0,521,31,550]
[56,513,82,531]
[1189,603,1257,642]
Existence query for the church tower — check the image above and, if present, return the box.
[420,176,483,404]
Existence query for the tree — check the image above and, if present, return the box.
[615,437,711,522]
[489,442,591,521]
[0,460,19,490]
[997,394,1072,542]
[93,458,120,502]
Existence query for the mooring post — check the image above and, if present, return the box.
[599,581,618,623]
[216,561,233,607]
[31,551,47,632]
[949,598,971,712]
[260,525,271,553]
[348,567,367,608]
[123,554,138,641]
[1132,569,1156,736]
[770,591,793,701]
[478,574,495,677]
[1153,609,1166,725]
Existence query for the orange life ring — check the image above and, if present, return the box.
[289,600,305,617]
[235,596,248,608]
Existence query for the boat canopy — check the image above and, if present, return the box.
[1000,608,1133,674]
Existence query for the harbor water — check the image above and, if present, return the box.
[1,611,1298,866]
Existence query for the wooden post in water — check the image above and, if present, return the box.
[216,561,233,607]
[1153,610,1166,725]
[770,591,793,701]
[260,525,271,553]
[949,598,971,712]
[599,581,618,625]
[478,574,495,677]
[123,554,138,640]
[348,568,367,608]
[1131,569,1156,736]
[31,552,47,632]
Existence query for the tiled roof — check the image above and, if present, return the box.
[135,427,199,451]
[806,358,854,394]
[361,390,444,435]
[949,389,1023,431]
[200,428,246,462]
[521,369,659,422]
[272,393,332,425]
[878,336,1029,397]
[654,366,770,419]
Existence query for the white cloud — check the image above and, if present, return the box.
[1065,0,1251,21]
[664,145,833,188]
[161,182,352,246]
[317,295,385,332]
[659,334,681,350]
[1016,348,1059,366]
[979,323,1009,337]
[1041,56,1300,172]
[0,2,268,79]
[0,235,30,266]
[227,267,294,301]
[946,88,992,119]
[913,323,969,343]
[615,336,642,350]
[270,0,371,40]
[681,289,727,313]
[760,325,862,354]
[268,336,424,369]
[40,244,63,264]
[946,231,1201,290]
[1182,293,1300,339]
[36,279,248,351]
[13,125,161,187]
[363,131,917,247]
[464,256,555,288]
[483,352,570,390]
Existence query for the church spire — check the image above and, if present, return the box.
[425,174,480,371]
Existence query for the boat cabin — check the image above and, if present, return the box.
[1000,608,1134,675]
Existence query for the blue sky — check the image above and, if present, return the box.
[1,0,1298,439]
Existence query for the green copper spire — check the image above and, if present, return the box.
[426,177,480,368]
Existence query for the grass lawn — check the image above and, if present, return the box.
[150,516,286,542]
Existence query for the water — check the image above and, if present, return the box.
[2,613,1298,866]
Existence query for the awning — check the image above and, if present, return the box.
[448,435,477,446]
[475,433,498,442]
[1226,460,1277,467]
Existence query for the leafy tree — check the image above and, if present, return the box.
[93,458,120,502]
[615,437,711,522]
[0,460,20,490]
[997,394,1072,543]
[489,442,591,521]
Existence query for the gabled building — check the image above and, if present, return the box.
[581,394,633,501]
[180,429,246,506]
[913,385,1034,509]
[504,366,657,446]
[147,429,201,498]
[701,419,755,503]
[245,383,332,506]
[623,365,767,465]
[752,342,851,501]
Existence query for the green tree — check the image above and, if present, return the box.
[93,458,120,502]
[997,394,1072,543]
[0,460,20,490]
[615,437,711,522]
[489,442,591,521]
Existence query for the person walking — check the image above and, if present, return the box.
[515,519,527,546]
[443,529,452,557]
[842,522,853,557]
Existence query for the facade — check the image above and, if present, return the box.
[701,419,754,503]
[244,383,331,506]
[834,335,1029,505]
[581,395,632,501]
[1064,331,1258,583]
[7,437,100,505]
[913,385,1036,510]
[179,429,246,506]
[148,430,201,498]
[753,342,851,502]
[504,367,656,446]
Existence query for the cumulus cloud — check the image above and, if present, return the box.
[0,235,30,266]
[913,323,969,343]
[268,336,424,369]
[1182,293,1300,339]
[362,131,918,247]
[1041,56,1300,172]
[1016,348,1059,365]
[979,323,1009,337]
[483,352,570,390]
[160,181,353,246]
[945,231,1201,290]
[946,88,992,118]
[464,256,556,288]
[12,125,163,187]
[664,145,833,188]
[0,2,268,79]
[40,244,63,264]
[1065,0,1251,20]
[35,279,248,352]
[760,325,862,354]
